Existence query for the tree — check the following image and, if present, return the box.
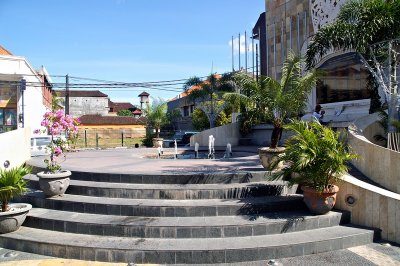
[166,108,182,131]
[227,52,319,148]
[183,73,237,128]
[143,99,167,139]
[52,94,64,112]
[117,110,132,116]
[191,105,231,131]
[306,0,400,136]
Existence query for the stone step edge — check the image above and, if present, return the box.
[24,208,348,238]
[0,226,374,263]
[25,175,289,190]
[21,191,303,207]
[27,208,346,227]
[28,165,271,184]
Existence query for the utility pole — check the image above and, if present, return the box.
[256,43,259,83]
[252,33,255,77]
[232,36,234,71]
[65,74,70,115]
[20,79,26,128]
[238,33,241,70]
[245,31,248,72]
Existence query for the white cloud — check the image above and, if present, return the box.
[229,35,254,55]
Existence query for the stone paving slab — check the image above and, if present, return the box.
[25,175,296,199]
[0,226,373,264]
[28,148,264,175]
[25,208,346,238]
[0,243,399,265]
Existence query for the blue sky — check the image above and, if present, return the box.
[0,0,264,105]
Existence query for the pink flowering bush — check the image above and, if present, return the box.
[37,110,80,173]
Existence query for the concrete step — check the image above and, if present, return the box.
[0,225,374,263]
[25,175,297,199]
[29,167,270,184]
[24,208,348,238]
[17,191,306,217]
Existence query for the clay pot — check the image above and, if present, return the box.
[37,170,71,197]
[0,203,32,233]
[258,147,285,171]
[301,185,339,214]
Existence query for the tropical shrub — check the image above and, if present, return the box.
[0,166,31,212]
[270,120,358,192]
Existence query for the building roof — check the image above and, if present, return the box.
[56,90,108,98]
[79,114,146,125]
[132,109,142,115]
[0,45,12,56]
[109,101,136,111]
[138,91,150,97]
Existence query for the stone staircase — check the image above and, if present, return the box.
[0,170,375,264]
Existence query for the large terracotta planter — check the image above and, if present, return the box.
[258,147,285,171]
[0,203,32,233]
[152,138,164,148]
[37,170,71,197]
[302,185,339,214]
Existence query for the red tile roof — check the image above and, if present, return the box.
[0,45,12,56]
[138,91,150,97]
[79,114,146,125]
[56,90,108,98]
[132,109,142,115]
[109,101,136,112]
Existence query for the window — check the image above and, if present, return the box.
[316,52,370,104]
[183,106,189,117]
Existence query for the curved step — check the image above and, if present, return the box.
[17,191,305,217]
[0,226,374,263]
[25,175,297,199]
[24,208,348,238]
[29,166,270,184]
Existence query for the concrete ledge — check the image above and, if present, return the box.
[0,226,373,263]
[24,209,346,238]
[336,174,400,244]
[348,113,400,194]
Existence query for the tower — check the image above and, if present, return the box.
[138,91,149,110]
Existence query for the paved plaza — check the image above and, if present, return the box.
[0,147,397,265]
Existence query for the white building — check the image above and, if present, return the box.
[0,45,52,135]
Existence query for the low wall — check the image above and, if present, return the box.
[190,123,240,147]
[0,128,31,170]
[348,113,400,193]
[246,124,292,146]
[336,174,400,244]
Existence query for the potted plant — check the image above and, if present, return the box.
[270,120,358,214]
[0,165,32,233]
[143,99,168,147]
[35,110,80,197]
[229,52,319,170]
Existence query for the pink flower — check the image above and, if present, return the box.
[54,146,63,157]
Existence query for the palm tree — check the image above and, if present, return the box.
[227,52,319,149]
[306,0,400,68]
[183,73,237,128]
[306,0,400,135]
[144,99,167,139]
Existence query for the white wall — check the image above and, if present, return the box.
[0,128,31,170]
[0,55,49,136]
[68,97,109,116]
[190,122,240,147]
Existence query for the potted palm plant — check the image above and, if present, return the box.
[270,120,358,214]
[228,52,319,170]
[143,99,168,147]
[35,109,80,197]
[0,165,32,233]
